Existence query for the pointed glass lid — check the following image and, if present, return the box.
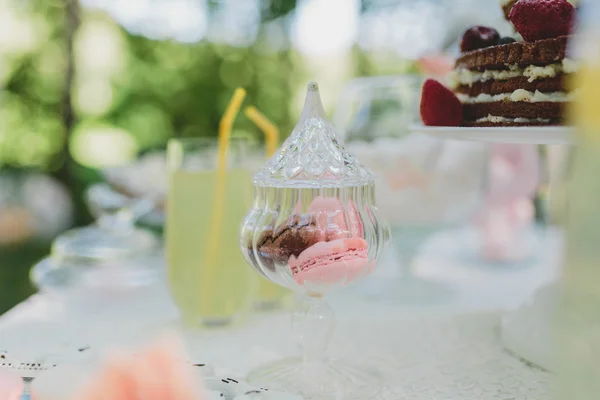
[253,82,375,188]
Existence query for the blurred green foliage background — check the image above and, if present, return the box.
[0,0,422,313]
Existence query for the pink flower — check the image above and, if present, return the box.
[0,370,23,400]
[72,337,207,400]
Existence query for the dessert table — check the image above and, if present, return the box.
[0,227,560,400]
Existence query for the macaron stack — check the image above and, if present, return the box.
[250,196,368,287]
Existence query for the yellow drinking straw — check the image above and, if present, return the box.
[201,88,246,310]
[244,106,280,157]
[218,88,247,169]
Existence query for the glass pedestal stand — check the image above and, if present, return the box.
[416,125,575,372]
[247,296,381,400]
[241,82,389,400]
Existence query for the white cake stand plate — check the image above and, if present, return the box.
[410,122,571,368]
[412,124,575,145]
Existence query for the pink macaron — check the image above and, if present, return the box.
[289,237,369,285]
[307,197,364,239]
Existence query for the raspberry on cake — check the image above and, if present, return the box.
[502,0,578,20]
[420,79,463,127]
[509,0,575,42]
[441,0,578,127]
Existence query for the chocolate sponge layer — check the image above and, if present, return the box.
[463,101,565,121]
[456,75,567,97]
[463,119,561,127]
[456,36,569,71]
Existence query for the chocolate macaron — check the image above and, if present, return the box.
[254,215,325,270]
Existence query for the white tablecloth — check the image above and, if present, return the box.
[0,228,561,399]
[0,297,553,399]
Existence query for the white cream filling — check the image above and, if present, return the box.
[475,114,551,124]
[457,89,576,104]
[449,59,579,87]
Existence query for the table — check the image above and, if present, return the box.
[0,227,560,399]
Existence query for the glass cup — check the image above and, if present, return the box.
[166,137,257,327]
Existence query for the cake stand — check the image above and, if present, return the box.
[412,124,575,145]
[411,123,573,372]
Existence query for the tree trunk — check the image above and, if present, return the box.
[54,0,89,226]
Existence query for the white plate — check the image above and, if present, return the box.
[411,124,575,145]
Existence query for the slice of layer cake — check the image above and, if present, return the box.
[451,35,577,126]
[420,0,578,128]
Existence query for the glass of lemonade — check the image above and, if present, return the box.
[166,137,257,327]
